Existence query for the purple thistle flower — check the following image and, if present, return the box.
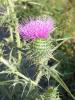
[18,17,55,40]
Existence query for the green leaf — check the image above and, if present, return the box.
[49,67,75,100]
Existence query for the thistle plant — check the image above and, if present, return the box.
[18,16,75,99]
[0,0,75,100]
[18,16,55,64]
[40,87,61,100]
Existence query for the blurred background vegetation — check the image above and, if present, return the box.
[0,0,75,100]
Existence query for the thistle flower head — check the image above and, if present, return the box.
[18,16,55,40]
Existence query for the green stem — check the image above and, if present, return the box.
[35,70,43,85]
[7,0,22,63]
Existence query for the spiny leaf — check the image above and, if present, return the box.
[49,67,75,100]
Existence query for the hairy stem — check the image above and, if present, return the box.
[7,0,22,63]
[35,70,43,85]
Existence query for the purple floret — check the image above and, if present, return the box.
[18,17,55,40]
